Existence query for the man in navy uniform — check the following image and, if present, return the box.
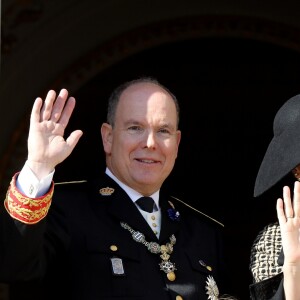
[0,77,233,299]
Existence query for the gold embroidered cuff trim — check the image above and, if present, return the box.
[4,173,54,224]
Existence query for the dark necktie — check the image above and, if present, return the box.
[136,196,155,213]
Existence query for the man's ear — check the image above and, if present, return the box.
[101,123,113,153]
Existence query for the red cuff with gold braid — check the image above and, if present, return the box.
[4,173,54,224]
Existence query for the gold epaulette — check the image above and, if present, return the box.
[170,196,224,227]
[55,180,87,185]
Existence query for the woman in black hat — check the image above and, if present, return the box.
[249,95,300,300]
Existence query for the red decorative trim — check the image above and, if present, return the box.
[4,173,54,224]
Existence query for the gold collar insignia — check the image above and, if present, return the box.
[99,187,115,196]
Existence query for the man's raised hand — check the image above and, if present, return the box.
[27,89,83,179]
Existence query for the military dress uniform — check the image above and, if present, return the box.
[0,172,229,300]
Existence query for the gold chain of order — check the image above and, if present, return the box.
[120,221,177,281]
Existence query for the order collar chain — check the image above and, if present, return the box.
[120,221,177,281]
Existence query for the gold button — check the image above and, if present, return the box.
[152,223,157,227]
[110,245,118,251]
[167,271,176,281]
[176,296,183,300]
[151,215,156,220]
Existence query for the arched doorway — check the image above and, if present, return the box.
[3,16,300,299]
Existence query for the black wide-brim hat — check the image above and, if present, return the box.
[254,94,300,197]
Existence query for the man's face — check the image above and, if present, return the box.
[102,82,181,195]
